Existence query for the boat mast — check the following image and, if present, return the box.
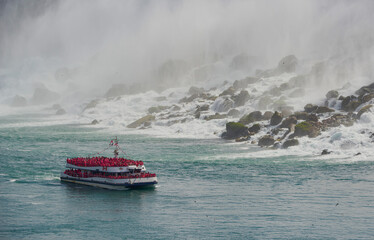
[113,136,119,158]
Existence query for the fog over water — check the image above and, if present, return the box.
[0,0,373,104]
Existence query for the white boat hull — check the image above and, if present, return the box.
[60,173,158,190]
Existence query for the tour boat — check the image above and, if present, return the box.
[60,137,158,190]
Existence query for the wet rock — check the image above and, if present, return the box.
[233,90,250,107]
[355,82,374,96]
[222,122,249,140]
[212,97,234,112]
[277,55,298,73]
[326,90,339,99]
[11,95,27,107]
[233,77,259,90]
[357,104,372,119]
[235,136,250,142]
[258,135,275,147]
[91,119,99,125]
[127,115,155,128]
[360,93,374,104]
[294,121,320,138]
[315,106,335,114]
[188,86,205,95]
[322,114,354,128]
[84,99,100,111]
[282,139,299,149]
[341,95,360,112]
[204,113,227,121]
[281,109,293,118]
[31,87,60,105]
[321,149,332,155]
[148,106,169,114]
[279,116,297,129]
[262,111,273,120]
[171,105,181,111]
[270,111,283,126]
[239,111,262,125]
[228,109,241,117]
[219,87,236,96]
[248,124,261,134]
[304,104,318,113]
[292,111,309,120]
[56,108,66,115]
[307,114,319,122]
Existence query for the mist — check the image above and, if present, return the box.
[1,0,374,107]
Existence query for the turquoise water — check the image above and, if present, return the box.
[1,114,374,239]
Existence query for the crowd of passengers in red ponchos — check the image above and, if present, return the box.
[64,169,156,179]
[67,157,144,167]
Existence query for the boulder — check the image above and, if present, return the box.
[223,122,249,140]
[341,95,360,112]
[91,119,99,125]
[239,111,262,125]
[321,149,332,155]
[31,87,60,105]
[84,99,100,111]
[294,121,320,138]
[212,97,234,112]
[355,82,374,96]
[292,111,309,120]
[228,109,241,117]
[270,111,283,126]
[326,90,339,99]
[233,90,250,107]
[248,124,261,134]
[11,95,27,107]
[281,109,293,118]
[357,104,372,119]
[360,93,374,104]
[282,139,299,149]
[127,115,155,128]
[277,55,298,73]
[204,113,227,121]
[279,116,297,129]
[148,106,169,114]
[219,87,236,96]
[258,135,275,147]
[307,114,319,122]
[262,111,273,120]
[188,86,205,95]
[304,104,318,113]
[315,106,335,114]
[233,77,259,90]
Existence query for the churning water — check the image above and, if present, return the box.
[1,114,374,239]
